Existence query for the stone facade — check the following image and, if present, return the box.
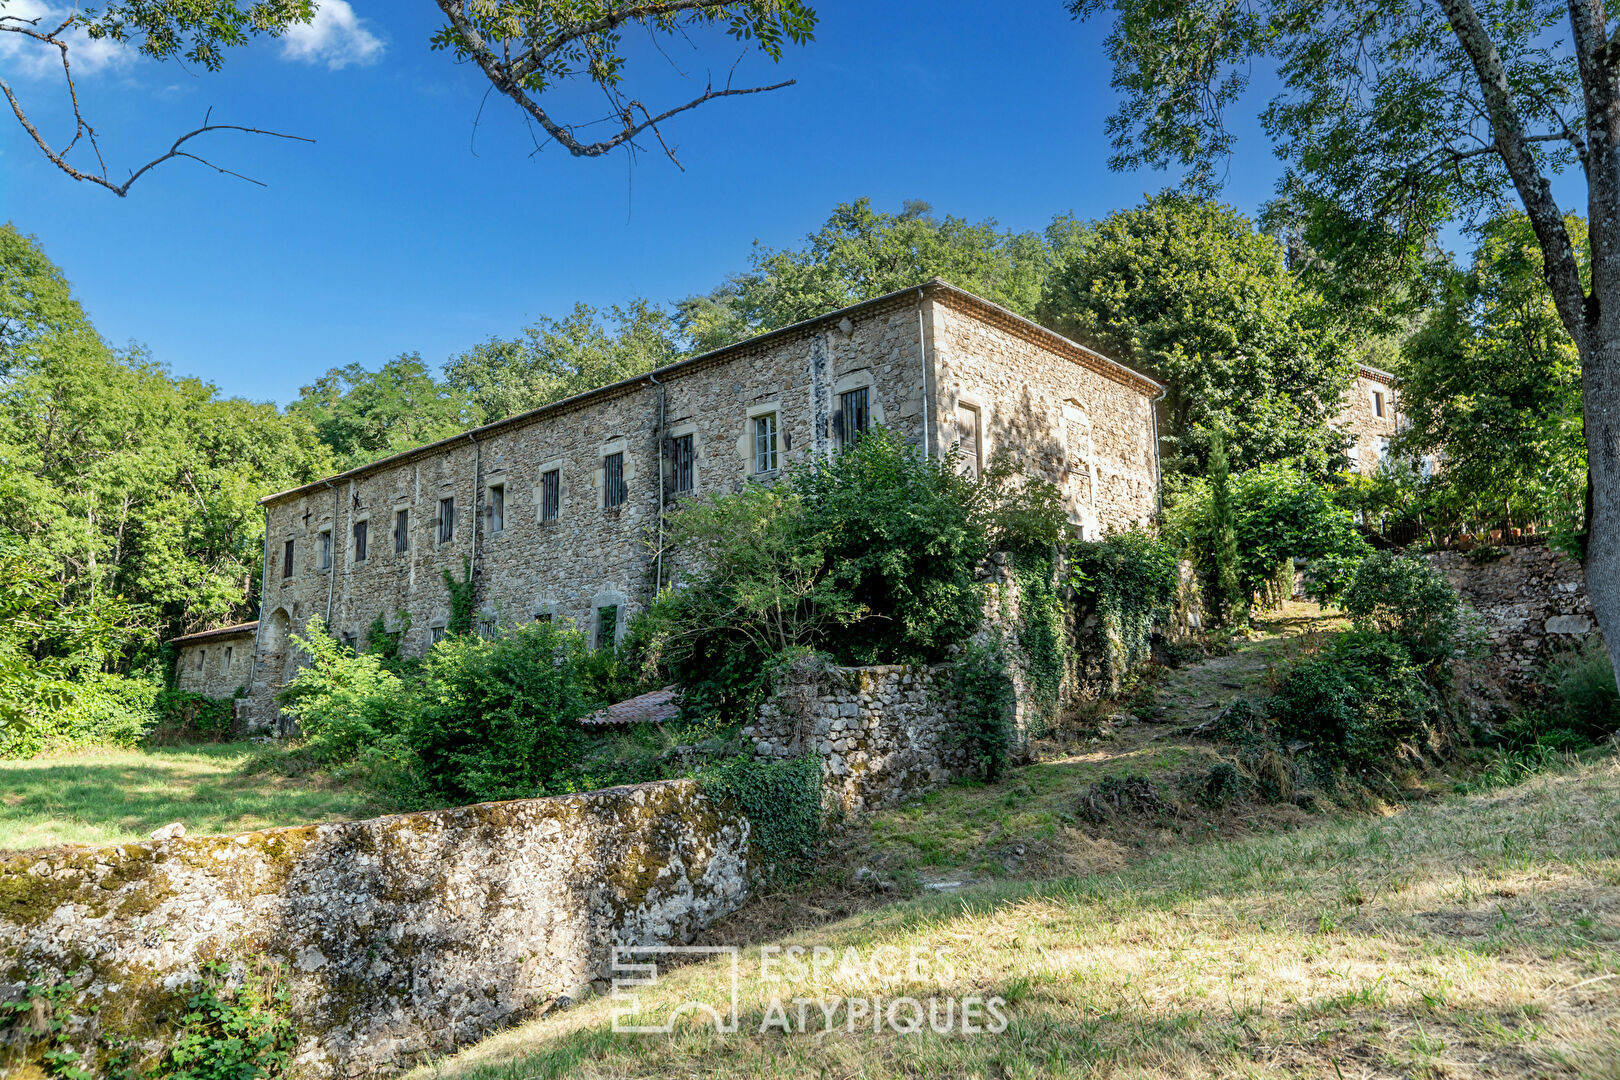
[169,622,257,699]
[1336,364,1403,476]
[0,779,749,1078]
[1425,543,1600,686]
[244,281,1164,731]
[745,656,974,815]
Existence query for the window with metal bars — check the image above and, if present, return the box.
[282,539,294,579]
[541,469,560,521]
[670,434,694,493]
[394,509,409,553]
[603,453,626,508]
[488,484,505,533]
[353,519,368,562]
[318,529,332,570]
[438,497,455,544]
[838,387,869,448]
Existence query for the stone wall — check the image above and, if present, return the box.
[245,282,1163,732]
[1336,366,1401,475]
[171,625,257,699]
[745,656,975,815]
[1425,543,1601,685]
[0,780,749,1078]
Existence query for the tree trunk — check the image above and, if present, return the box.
[1581,279,1620,694]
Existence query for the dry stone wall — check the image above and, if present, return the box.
[1425,543,1600,685]
[172,627,256,699]
[0,779,749,1078]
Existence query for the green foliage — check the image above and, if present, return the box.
[699,755,822,887]
[1546,637,1619,741]
[287,353,476,471]
[441,560,476,638]
[975,458,1070,562]
[150,960,295,1080]
[1206,430,1243,624]
[1340,552,1468,668]
[1012,555,1065,726]
[679,199,1051,350]
[952,640,1016,781]
[1067,527,1180,690]
[444,301,682,424]
[406,620,589,804]
[77,3,316,70]
[1270,632,1436,767]
[278,617,404,765]
[1165,463,1370,609]
[1397,214,1588,535]
[363,610,412,673]
[150,689,236,743]
[1037,193,1355,476]
[1,972,94,1080]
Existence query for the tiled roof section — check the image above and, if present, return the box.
[1358,363,1396,383]
[168,621,258,646]
[581,686,681,726]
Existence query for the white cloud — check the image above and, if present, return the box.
[280,1,383,70]
[0,0,135,78]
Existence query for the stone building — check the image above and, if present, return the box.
[239,280,1166,730]
[1337,364,1404,475]
[169,622,257,699]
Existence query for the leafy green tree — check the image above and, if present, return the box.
[1068,0,1620,690]
[680,199,1053,350]
[1205,430,1243,624]
[1397,214,1588,532]
[1038,193,1355,476]
[444,300,682,424]
[288,353,476,469]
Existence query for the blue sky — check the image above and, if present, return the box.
[3,1,1293,405]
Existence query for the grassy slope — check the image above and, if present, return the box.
[0,743,380,852]
[413,604,1620,1079]
[417,759,1620,1080]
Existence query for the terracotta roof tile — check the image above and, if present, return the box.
[581,686,681,726]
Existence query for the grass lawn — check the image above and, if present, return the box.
[0,742,382,853]
[412,757,1620,1080]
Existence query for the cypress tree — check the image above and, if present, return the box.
[1208,429,1245,625]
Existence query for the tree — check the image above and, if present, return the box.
[2,0,816,195]
[1038,193,1356,476]
[1206,429,1244,624]
[1397,213,1588,532]
[1068,0,1620,687]
[288,353,476,469]
[679,199,1053,351]
[444,300,682,424]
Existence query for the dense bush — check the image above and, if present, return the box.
[953,639,1017,780]
[0,672,158,758]
[1340,551,1469,667]
[1547,637,1619,740]
[1270,632,1436,766]
[150,689,237,743]
[1067,527,1179,690]
[279,618,406,765]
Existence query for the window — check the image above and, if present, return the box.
[753,413,778,474]
[488,483,505,533]
[596,604,619,649]
[671,434,695,494]
[438,497,455,544]
[1373,390,1386,418]
[838,387,870,447]
[476,614,496,638]
[353,519,368,562]
[196,649,205,671]
[224,646,233,668]
[318,529,332,571]
[604,452,627,508]
[394,509,409,553]
[429,625,446,645]
[536,611,553,623]
[282,539,294,579]
[956,404,982,479]
[540,469,560,522]
[339,631,357,653]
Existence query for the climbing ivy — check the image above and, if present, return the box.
[1068,528,1179,691]
[1011,552,1065,727]
[700,755,822,887]
[952,638,1016,781]
[364,609,412,671]
[441,560,476,637]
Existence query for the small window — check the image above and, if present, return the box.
[224,646,233,668]
[282,539,294,579]
[838,388,870,447]
[596,604,619,649]
[1373,390,1385,418]
[671,434,695,494]
[429,625,446,645]
[536,611,553,623]
[604,453,626,509]
[957,404,982,480]
[339,631,357,653]
[540,469,560,522]
[394,509,409,553]
[196,649,205,671]
[753,413,778,474]
[353,519,368,562]
[438,497,455,544]
[488,483,505,533]
[318,529,332,571]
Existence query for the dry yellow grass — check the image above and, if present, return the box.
[412,757,1620,1080]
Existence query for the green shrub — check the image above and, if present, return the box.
[0,672,158,758]
[151,960,295,1080]
[700,755,822,887]
[1068,527,1179,691]
[406,619,590,804]
[278,618,405,765]
[150,689,237,743]
[1340,551,1469,667]
[1547,636,1619,739]
[1011,553,1065,727]
[1270,632,1436,766]
[953,639,1016,781]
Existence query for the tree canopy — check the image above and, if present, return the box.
[288,354,477,470]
